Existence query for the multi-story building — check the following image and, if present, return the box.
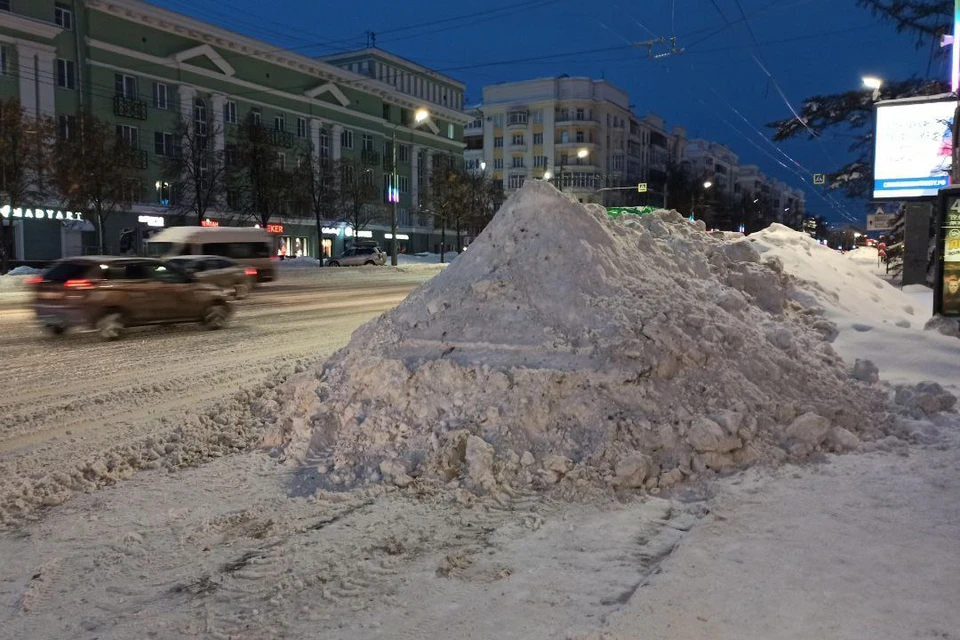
[736,165,805,226]
[1,0,468,264]
[684,139,740,194]
[469,77,639,203]
[627,112,687,207]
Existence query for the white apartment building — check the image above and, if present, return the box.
[466,77,638,202]
[684,139,740,193]
[736,164,805,225]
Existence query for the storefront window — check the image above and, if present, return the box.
[278,236,309,258]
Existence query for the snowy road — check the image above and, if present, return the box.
[0,266,442,526]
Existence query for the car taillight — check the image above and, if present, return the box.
[24,276,42,285]
[64,279,94,290]
[244,268,257,276]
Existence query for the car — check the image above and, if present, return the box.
[145,226,277,282]
[166,255,256,299]
[28,256,233,340]
[326,243,386,267]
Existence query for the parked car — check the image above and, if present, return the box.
[166,255,256,299]
[28,257,233,340]
[145,227,277,282]
[326,243,386,267]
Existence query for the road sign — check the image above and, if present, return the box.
[813,173,825,185]
[867,213,897,231]
[637,182,647,193]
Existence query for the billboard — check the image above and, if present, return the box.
[873,98,954,199]
[934,186,960,316]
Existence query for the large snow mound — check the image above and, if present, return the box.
[262,183,903,495]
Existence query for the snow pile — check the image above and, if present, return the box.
[262,183,902,495]
[749,226,960,389]
[6,266,40,276]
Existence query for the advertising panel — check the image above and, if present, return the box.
[873,98,955,199]
[934,186,960,316]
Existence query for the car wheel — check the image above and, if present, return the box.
[234,281,250,300]
[328,261,340,267]
[96,312,125,341]
[42,324,65,337]
[203,303,231,330]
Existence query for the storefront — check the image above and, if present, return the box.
[1,205,93,268]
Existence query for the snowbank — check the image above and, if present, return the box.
[398,252,459,265]
[749,226,960,389]
[6,266,40,276]
[262,183,908,497]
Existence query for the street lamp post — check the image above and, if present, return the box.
[693,180,713,220]
[386,108,430,267]
[557,148,589,192]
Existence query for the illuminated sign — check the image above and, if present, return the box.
[201,219,220,227]
[343,227,373,238]
[265,224,284,233]
[873,98,955,199]
[0,205,83,221]
[138,215,165,227]
[384,233,410,240]
[321,226,339,235]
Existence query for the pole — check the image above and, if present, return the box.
[391,128,398,266]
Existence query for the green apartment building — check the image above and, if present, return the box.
[0,0,469,264]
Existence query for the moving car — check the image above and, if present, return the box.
[28,257,232,340]
[146,227,276,282]
[166,255,256,299]
[326,243,386,267]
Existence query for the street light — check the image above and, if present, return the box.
[414,108,429,123]
[577,148,589,159]
[863,76,883,100]
[703,180,713,189]
[480,160,486,171]
[557,148,590,192]
[693,179,713,220]
[543,170,552,181]
[386,108,429,267]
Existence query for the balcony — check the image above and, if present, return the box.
[271,129,295,148]
[361,149,381,166]
[555,141,598,151]
[507,110,529,128]
[555,118,600,127]
[114,94,148,121]
[510,143,527,153]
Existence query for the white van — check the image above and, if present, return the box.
[146,227,277,282]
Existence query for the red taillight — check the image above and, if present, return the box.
[244,268,257,276]
[64,279,94,290]
[24,276,42,285]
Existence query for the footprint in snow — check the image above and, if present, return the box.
[852,323,873,332]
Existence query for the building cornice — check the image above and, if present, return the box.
[85,0,470,125]
[0,10,63,39]
[320,48,466,90]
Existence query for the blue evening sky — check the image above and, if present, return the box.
[151,0,936,225]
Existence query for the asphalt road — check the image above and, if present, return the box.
[0,266,441,523]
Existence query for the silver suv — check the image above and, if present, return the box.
[326,244,386,267]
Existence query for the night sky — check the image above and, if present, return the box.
[150,0,937,225]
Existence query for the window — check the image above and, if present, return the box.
[152,82,168,110]
[250,107,261,126]
[560,131,569,143]
[341,129,354,149]
[116,125,139,150]
[57,115,75,140]
[612,154,624,171]
[508,174,525,189]
[55,5,72,29]
[276,153,286,171]
[531,110,543,124]
[156,181,172,205]
[492,114,504,127]
[448,123,454,139]
[398,175,409,194]
[114,73,137,99]
[194,99,207,137]
[56,59,75,89]
[511,133,524,145]
[0,0,9,11]
[533,155,547,168]
[533,132,543,145]
[320,128,329,158]
[224,100,237,124]
[576,108,584,121]
[493,137,503,148]
[398,143,410,163]
[274,113,285,132]
[297,117,307,139]
[512,156,524,168]
[361,133,374,151]
[494,158,503,170]
[154,132,175,157]
[576,130,584,143]
[0,46,5,76]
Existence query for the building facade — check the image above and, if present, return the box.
[1,0,469,265]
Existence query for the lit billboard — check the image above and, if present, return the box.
[873,98,954,199]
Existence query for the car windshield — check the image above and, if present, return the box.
[43,261,93,283]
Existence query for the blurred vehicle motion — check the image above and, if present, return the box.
[325,242,386,267]
[28,257,232,340]
[166,255,256,299]
[146,227,276,282]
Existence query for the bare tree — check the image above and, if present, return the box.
[337,157,383,240]
[0,99,55,272]
[229,117,296,227]
[294,150,340,261]
[55,112,141,255]
[161,113,226,226]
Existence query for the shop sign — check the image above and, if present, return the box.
[0,205,83,221]
[343,227,372,238]
[201,219,220,227]
[384,233,410,240]
[265,224,284,234]
[321,226,339,235]
[138,215,165,228]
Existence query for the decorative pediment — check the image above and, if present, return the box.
[304,83,350,107]
[172,44,235,77]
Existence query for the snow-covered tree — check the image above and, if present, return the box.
[856,0,952,40]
